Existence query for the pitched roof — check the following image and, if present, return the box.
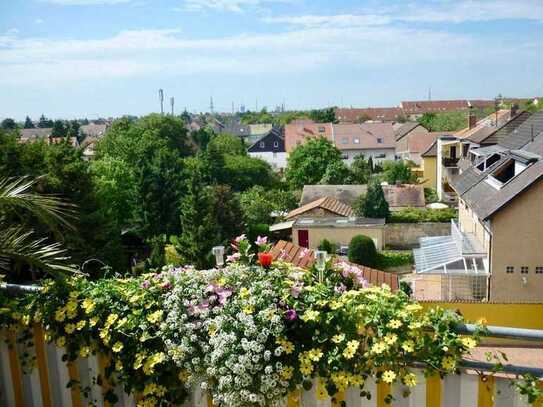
[474,111,530,146]
[394,122,421,141]
[286,196,354,219]
[300,185,368,206]
[407,131,439,154]
[270,240,399,290]
[420,133,453,157]
[382,184,425,208]
[401,100,469,115]
[19,128,52,139]
[336,107,403,122]
[453,131,543,220]
[456,109,511,140]
[499,110,543,150]
[80,123,107,137]
[333,123,396,150]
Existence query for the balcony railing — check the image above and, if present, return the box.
[442,157,460,168]
[1,284,542,407]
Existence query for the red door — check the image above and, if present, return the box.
[298,230,309,248]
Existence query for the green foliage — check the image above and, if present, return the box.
[285,137,343,189]
[424,187,438,204]
[38,114,54,128]
[399,280,413,297]
[353,180,390,219]
[417,111,467,132]
[51,120,67,138]
[318,239,338,254]
[319,160,352,184]
[388,207,457,223]
[348,234,378,267]
[239,108,274,125]
[309,107,336,123]
[223,155,277,192]
[24,116,34,129]
[1,118,17,130]
[207,133,246,156]
[377,251,414,269]
[351,155,372,184]
[381,160,417,185]
[239,185,297,227]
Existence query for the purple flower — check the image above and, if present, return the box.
[234,234,246,243]
[215,287,233,305]
[255,235,268,246]
[226,252,241,263]
[141,280,151,289]
[291,282,303,298]
[334,283,347,294]
[285,309,298,321]
[161,281,172,290]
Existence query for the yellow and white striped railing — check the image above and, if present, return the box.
[1,328,540,407]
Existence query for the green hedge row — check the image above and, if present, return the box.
[388,208,457,223]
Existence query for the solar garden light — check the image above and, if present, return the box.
[315,250,327,283]
[212,246,225,267]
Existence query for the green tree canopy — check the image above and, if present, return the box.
[319,160,352,184]
[381,160,417,185]
[38,115,53,128]
[309,107,337,123]
[350,155,372,184]
[353,179,390,219]
[2,118,17,130]
[24,116,34,129]
[285,137,343,189]
[51,120,67,138]
[348,234,378,267]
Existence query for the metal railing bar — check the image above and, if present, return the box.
[456,323,543,342]
[0,283,42,295]
[459,359,543,378]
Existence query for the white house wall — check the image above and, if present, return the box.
[249,151,288,170]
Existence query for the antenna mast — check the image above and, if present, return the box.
[159,89,164,115]
[210,96,214,114]
[170,97,174,115]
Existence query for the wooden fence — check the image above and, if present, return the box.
[0,327,538,407]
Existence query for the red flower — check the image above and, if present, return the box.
[258,252,273,267]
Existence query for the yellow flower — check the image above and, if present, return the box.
[387,319,402,329]
[143,383,167,397]
[56,336,66,347]
[178,370,190,382]
[371,341,388,354]
[64,323,76,334]
[343,340,360,359]
[76,320,86,330]
[239,287,250,299]
[406,304,423,312]
[133,352,146,370]
[21,315,31,326]
[384,333,398,345]
[301,309,320,322]
[279,340,294,354]
[106,313,119,326]
[116,359,123,371]
[331,334,345,343]
[350,375,364,387]
[143,353,165,375]
[89,317,99,327]
[82,298,95,314]
[299,364,312,376]
[280,366,294,380]
[55,308,66,322]
[401,340,415,353]
[329,301,342,310]
[308,348,323,361]
[461,337,477,349]
[382,370,396,384]
[242,305,254,314]
[441,356,456,371]
[137,397,157,407]
[403,373,417,387]
[316,381,329,400]
[99,329,110,345]
[146,310,163,324]
[112,342,124,353]
[66,308,77,319]
[79,346,91,358]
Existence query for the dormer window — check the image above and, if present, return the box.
[485,158,529,189]
[273,141,278,148]
[259,142,265,148]
[377,138,383,144]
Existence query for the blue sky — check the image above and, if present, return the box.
[1,0,543,120]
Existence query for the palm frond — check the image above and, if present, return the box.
[0,226,77,277]
[0,177,76,230]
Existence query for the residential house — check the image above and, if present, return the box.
[292,217,385,250]
[19,128,79,147]
[400,99,494,120]
[335,107,404,122]
[299,184,425,211]
[247,128,287,170]
[271,240,399,290]
[80,123,107,138]
[413,126,543,302]
[394,122,439,165]
[284,120,396,164]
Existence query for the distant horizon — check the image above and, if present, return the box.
[2,0,543,120]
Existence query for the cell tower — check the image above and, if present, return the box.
[210,96,214,114]
[170,97,175,115]
[159,89,164,115]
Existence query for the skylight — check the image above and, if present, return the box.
[485,158,529,189]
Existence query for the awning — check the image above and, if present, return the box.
[414,235,488,275]
[269,221,294,232]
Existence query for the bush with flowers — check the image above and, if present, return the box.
[1,235,541,406]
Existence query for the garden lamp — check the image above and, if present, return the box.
[315,250,327,283]
[212,246,225,267]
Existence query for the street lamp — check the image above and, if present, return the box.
[212,246,225,267]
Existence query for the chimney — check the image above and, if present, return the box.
[468,108,477,129]
[511,103,519,117]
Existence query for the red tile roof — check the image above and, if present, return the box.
[333,123,395,150]
[285,196,354,219]
[270,240,399,291]
[336,107,403,122]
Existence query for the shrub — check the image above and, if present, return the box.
[377,250,414,269]
[388,208,457,223]
[348,234,378,267]
[353,179,390,219]
[424,187,438,204]
[318,239,338,254]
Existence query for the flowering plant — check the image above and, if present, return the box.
[254,236,272,253]
[3,256,538,406]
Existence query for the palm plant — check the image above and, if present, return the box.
[0,177,77,277]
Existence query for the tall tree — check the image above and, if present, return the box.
[351,155,372,184]
[381,160,416,184]
[1,118,16,131]
[319,160,352,184]
[51,120,67,138]
[24,116,34,129]
[38,115,53,128]
[353,179,389,219]
[309,107,337,123]
[285,137,343,189]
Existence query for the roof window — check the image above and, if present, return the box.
[486,158,528,189]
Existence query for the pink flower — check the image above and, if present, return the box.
[226,252,241,263]
[234,234,246,243]
[291,282,303,298]
[255,235,268,246]
[285,309,298,321]
[299,248,309,258]
[141,280,151,289]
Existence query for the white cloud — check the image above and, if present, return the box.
[182,0,292,13]
[262,14,391,28]
[40,0,131,5]
[35,18,45,24]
